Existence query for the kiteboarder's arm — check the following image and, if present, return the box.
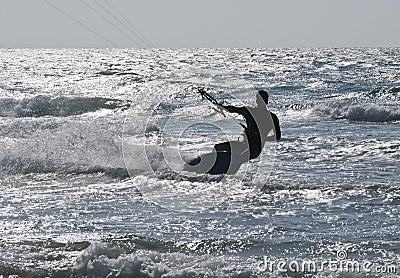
[272,113,281,140]
[218,104,246,115]
[265,112,281,141]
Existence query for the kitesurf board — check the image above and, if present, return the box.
[183,151,244,175]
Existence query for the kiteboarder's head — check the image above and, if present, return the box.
[256,90,269,106]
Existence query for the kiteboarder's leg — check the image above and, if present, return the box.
[206,141,249,174]
[245,131,263,159]
[213,141,248,153]
[214,141,231,152]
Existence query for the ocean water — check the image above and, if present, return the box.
[0,48,399,277]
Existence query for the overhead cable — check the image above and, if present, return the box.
[81,0,142,47]
[42,0,118,47]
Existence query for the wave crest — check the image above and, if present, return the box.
[0,96,130,118]
[73,242,261,278]
[313,102,400,122]
[0,156,129,179]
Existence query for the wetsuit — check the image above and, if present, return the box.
[214,105,281,159]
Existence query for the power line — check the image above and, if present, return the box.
[101,0,154,48]
[42,0,118,47]
[81,0,142,47]
[94,0,149,48]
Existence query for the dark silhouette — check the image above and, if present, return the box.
[213,90,281,160]
[185,90,281,175]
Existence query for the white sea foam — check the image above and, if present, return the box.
[312,102,400,122]
[73,242,263,278]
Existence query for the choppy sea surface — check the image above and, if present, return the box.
[0,48,399,277]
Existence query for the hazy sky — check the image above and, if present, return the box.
[0,0,399,48]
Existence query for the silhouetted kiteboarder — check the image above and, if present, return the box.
[184,89,281,175]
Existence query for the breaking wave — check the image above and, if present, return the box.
[312,102,400,122]
[0,156,129,179]
[72,242,262,278]
[0,96,131,117]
